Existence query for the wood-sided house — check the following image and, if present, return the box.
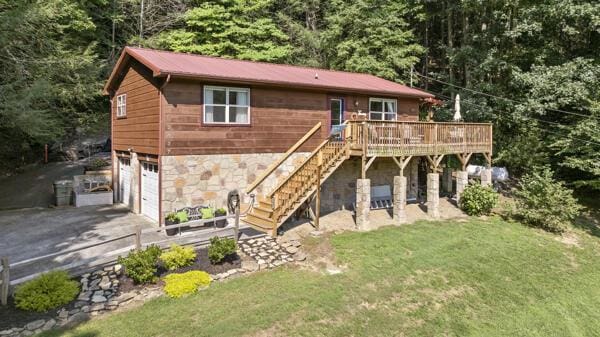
[104,47,492,235]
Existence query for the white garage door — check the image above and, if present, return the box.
[118,158,131,207]
[141,162,159,222]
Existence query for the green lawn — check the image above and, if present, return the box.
[43,217,600,337]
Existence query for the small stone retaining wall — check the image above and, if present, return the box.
[1,238,306,337]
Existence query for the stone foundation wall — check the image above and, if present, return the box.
[161,153,309,216]
[320,157,420,213]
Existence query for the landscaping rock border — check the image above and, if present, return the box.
[2,237,306,336]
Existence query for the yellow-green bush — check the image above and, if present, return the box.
[163,271,211,298]
[160,244,197,270]
[14,271,79,312]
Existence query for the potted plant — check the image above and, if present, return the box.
[215,207,228,228]
[176,211,190,231]
[165,211,189,236]
[200,207,214,227]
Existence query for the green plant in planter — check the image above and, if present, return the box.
[160,244,197,270]
[14,271,79,312]
[175,211,189,223]
[215,207,227,216]
[165,212,178,223]
[459,184,498,216]
[208,236,237,264]
[118,245,162,284]
[163,271,211,298]
[201,208,214,219]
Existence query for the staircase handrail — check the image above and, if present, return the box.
[245,122,322,194]
[267,121,349,198]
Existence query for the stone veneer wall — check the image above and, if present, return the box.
[161,152,309,216]
[320,157,420,213]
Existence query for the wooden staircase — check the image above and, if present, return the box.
[243,125,350,236]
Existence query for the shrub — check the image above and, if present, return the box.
[513,168,582,232]
[160,244,197,270]
[14,271,79,312]
[118,244,162,284]
[90,158,109,170]
[201,208,214,219]
[459,184,499,216]
[207,237,237,264]
[163,271,211,298]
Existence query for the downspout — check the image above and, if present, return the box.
[158,74,171,226]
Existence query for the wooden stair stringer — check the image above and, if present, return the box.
[273,150,349,228]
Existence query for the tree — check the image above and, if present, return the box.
[0,0,103,167]
[147,0,292,62]
[321,0,424,81]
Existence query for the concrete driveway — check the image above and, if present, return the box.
[0,205,161,281]
[0,161,85,210]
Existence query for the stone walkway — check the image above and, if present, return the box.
[238,236,305,270]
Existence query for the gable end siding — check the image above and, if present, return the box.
[112,61,161,155]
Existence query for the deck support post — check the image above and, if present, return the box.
[442,167,453,194]
[457,153,473,171]
[409,158,419,200]
[481,152,493,187]
[393,176,407,224]
[426,155,445,173]
[427,173,440,219]
[456,171,468,204]
[481,169,492,187]
[356,179,371,230]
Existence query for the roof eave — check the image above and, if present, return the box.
[155,71,434,99]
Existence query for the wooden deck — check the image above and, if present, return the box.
[346,120,492,157]
[243,120,493,236]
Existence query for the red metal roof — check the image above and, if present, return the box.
[104,47,433,98]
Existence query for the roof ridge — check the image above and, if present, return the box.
[125,46,394,80]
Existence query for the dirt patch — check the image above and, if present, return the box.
[556,232,582,248]
[295,234,345,274]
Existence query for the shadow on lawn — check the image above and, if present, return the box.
[571,193,600,238]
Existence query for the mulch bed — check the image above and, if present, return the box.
[0,297,56,331]
[1,247,240,332]
[117,246,241,295]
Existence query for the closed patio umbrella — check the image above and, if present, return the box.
[454,94,462,121]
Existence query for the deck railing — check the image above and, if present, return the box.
[347,120,492,156]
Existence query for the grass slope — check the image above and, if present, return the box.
[43,218,600,337]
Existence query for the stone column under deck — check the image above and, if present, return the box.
[356,179,371,230]
[442,167,453,194]
[393,175,407,224]
[456,171,468,204]
[481,169,492,187]
[427,173,440,219]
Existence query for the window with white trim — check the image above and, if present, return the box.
[116,94,127,117]
[204,86,250,124]
[369,98,397,121]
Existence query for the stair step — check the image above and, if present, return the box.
[247,212,273,223]
[252,205,273,217]
[242,215,274,230]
